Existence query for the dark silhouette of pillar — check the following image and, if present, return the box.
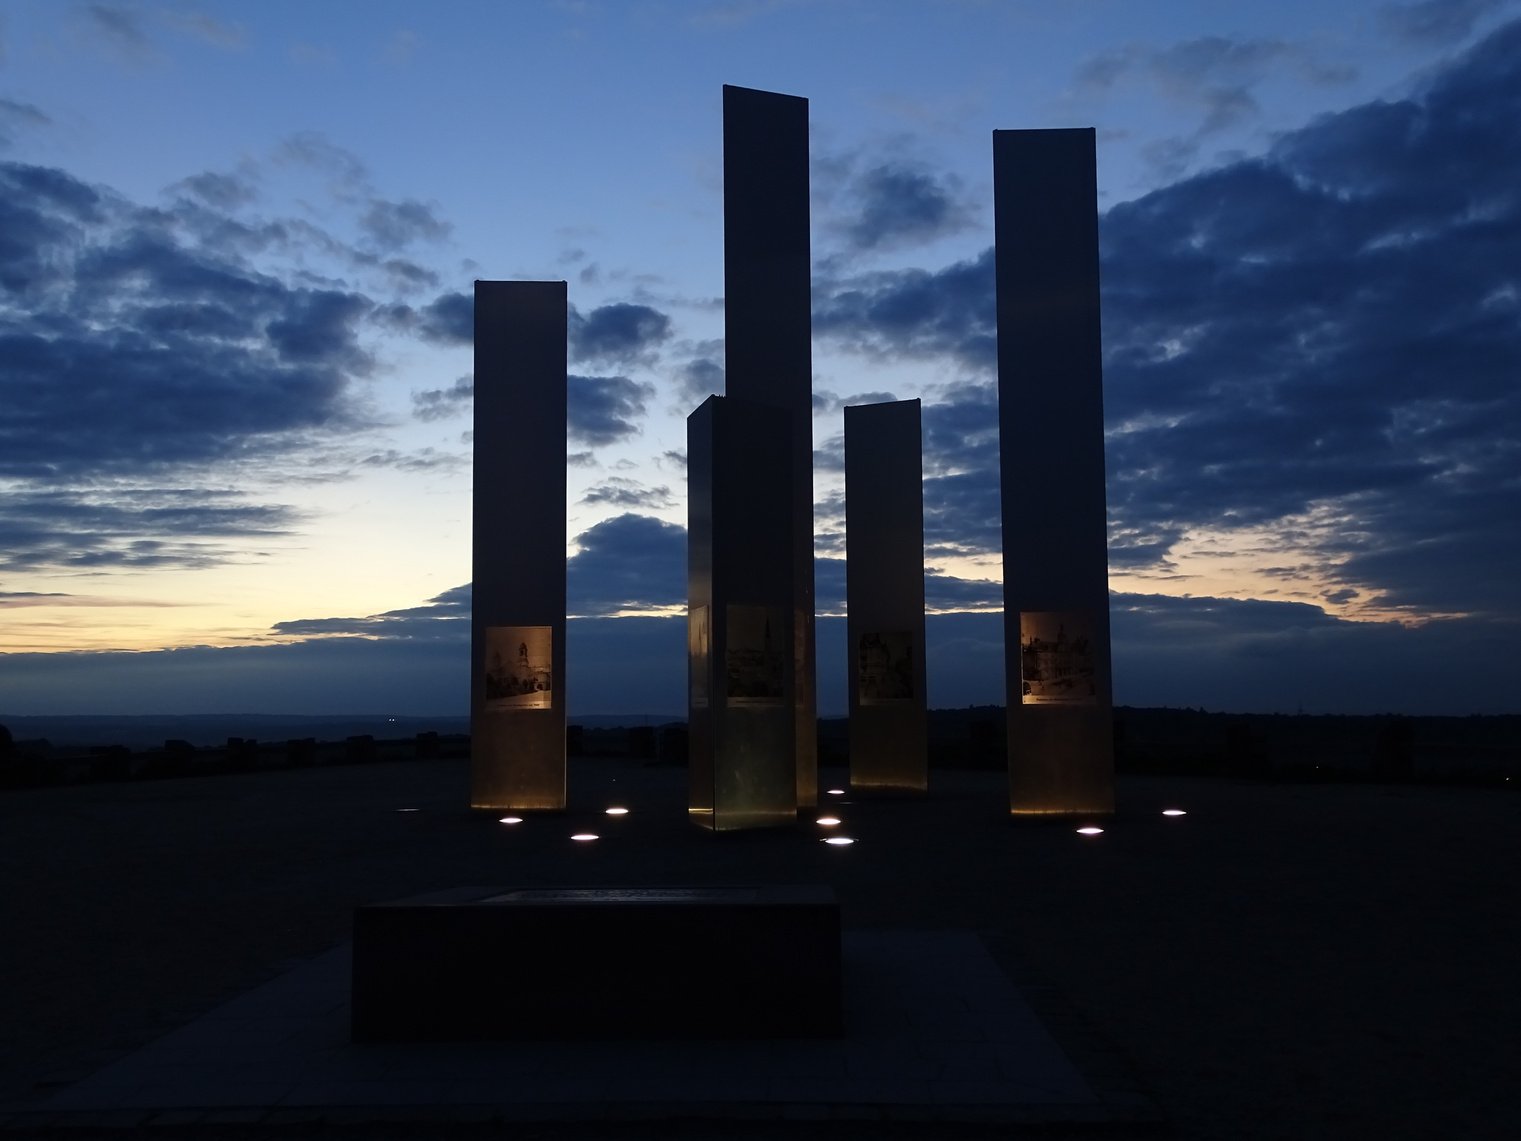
[845,399,928,793]
[994,129,1115,817]
[688,394,797,830]
[723,84,818,808]
[471,280,567,810]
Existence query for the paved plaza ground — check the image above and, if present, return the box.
[0,755,1516,1137]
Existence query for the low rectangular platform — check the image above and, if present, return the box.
[351,885,841,1041]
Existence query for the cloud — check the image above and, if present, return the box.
[411,375,474,421]
[813,247,996,371]
[579,478,675,511]
[270,583,468,641]
[566,513,685,615]
[569,302,672,364]
[84,4,152,58]
[1077,35,1355,131]
[169,169,257,211]
[567,374,655,445]
[1380,0,1512,44]
[161,9,247,49]
[359,197,451,251]
[0,98,51,148]
[0,489,299,572]
[275,131,369,200]
[834,162,975,252]
[677,356,725,402]
[1075,34,1357,177]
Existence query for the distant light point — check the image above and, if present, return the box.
[1162,809,1187,817]
[605,806,629,816]
[571,833,599,842]
[823,836,855,846]
[1076,826,1104,835]
[816,816,841,826]
[499,816,523,825]
[826,788,845,796]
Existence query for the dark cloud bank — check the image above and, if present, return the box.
[5,21,1521,715]
[1,578,1509,716]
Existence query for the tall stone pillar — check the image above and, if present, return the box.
[688,395,798,831]
[470,280,568,811]
[845,399,928,793]
[722,84,818,808]
[993,129,1115,817]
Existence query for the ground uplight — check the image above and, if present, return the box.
[1076,826,1104,835]
[499,816,523,825]
[605,807,629,816]
[826,788,846,796]
[822,836,855,846]
[571,833,599,842]
[1162,809,1187,817]
[395,808,419,813]
[816,816,841,826]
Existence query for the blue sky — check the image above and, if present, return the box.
[2,0,1519,717]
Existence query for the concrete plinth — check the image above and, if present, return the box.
[351,885,841,1041]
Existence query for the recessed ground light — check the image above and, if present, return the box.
[816,816,842,826]
[605,807,629,816]
[499,816,523,825]
[826,788,846,796]
[1162,809,1187,817]
[1076,826,1104,835]
[822,836,855,845]
[571,833,599,842]
[395,808,419,813]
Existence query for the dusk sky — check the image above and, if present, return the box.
[2,0,1519,718]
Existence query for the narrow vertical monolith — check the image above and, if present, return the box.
[994,129,1115,817]
[471,280,568,810]
[722,84,818,808]
[845,399,928,793]
[688,394,797,830]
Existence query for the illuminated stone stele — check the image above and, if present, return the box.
[687,394,797,831]
[722,84,818,808]
[845,399,929,792]
[994,129,1116,817]
[470,280,568,811]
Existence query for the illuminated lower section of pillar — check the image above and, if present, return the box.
[470,280,567,811]
[688,394,797,831]
[994,130,1115,817]
[845,399,928,793]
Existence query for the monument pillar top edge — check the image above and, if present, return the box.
[723,83,808,106]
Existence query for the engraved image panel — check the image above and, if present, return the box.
[1019,611,1096,705]
[483,625,553,711]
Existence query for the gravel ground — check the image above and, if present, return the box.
[1,757,1517,1138]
